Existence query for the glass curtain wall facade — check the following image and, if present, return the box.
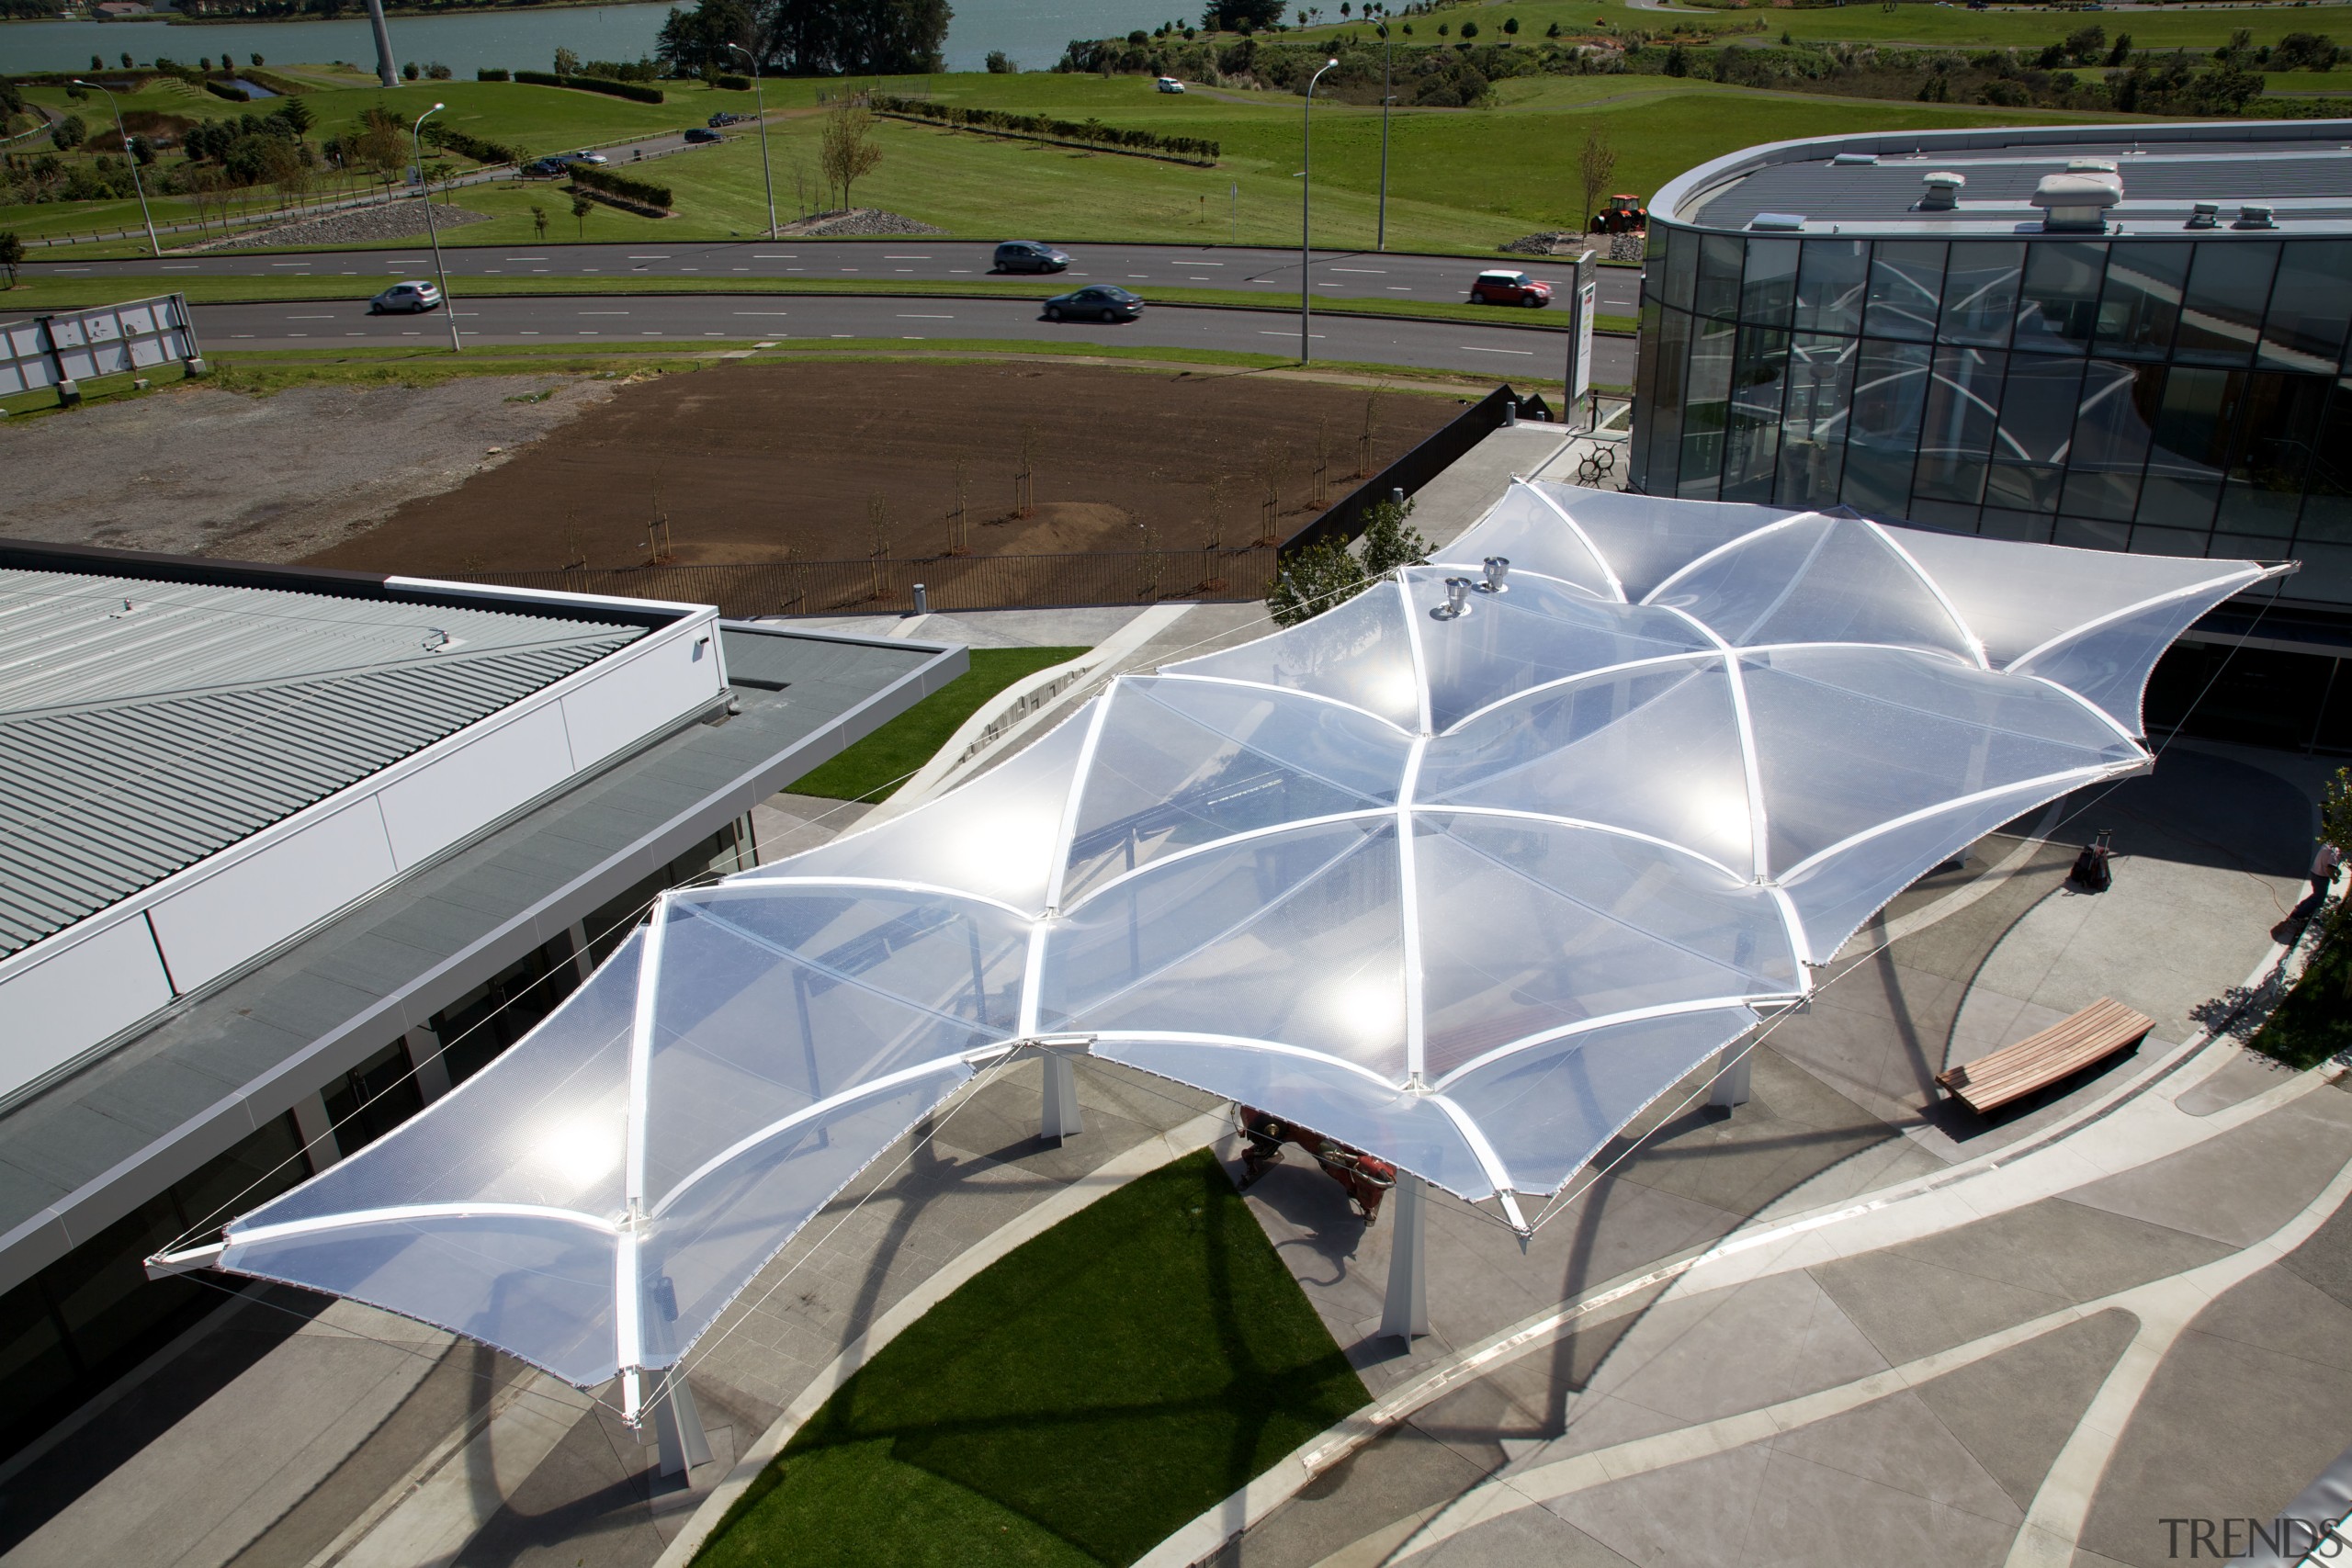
[1634,226,2352,603]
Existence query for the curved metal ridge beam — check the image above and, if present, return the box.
[230,1201,627,1247]
[2006,566,2271,672]
[647,1055,978,1221]
[1044,692,1116,917]
[1146,671,1420,735]
[1089,1029,1419,1091]
[693,877,1037,923]
[1058,808,1394,913]
[1438,649,1723,738]
[677,899,992,1038]
[1116,678,1414,804]
[1426,805,1748,887]
[1399,736,1431,1083]
[1749,646,2153,753]
[1864,520,1991,670]
[1775,762,2128,886]
[1518,479,1631,603]
[1397,571,1435,738]
[1430,996,1778,1091]
[2022,674,2152,750]
[1640,511,1823,608]
[1429,1093,1527,1227]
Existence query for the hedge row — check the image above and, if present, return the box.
[241,66,313,95]
[477,66,511,81]
[570,162,672,208]
[203,78,248,101]
[715,73,752,90]
[512,69,664,103]
[421,120,524,165]
[870,95,1217,161]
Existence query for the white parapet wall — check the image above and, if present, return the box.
[0,592,729,1104]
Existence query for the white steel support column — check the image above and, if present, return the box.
[651,1374,713,1477]
[1041,1052,1084,1143]
[291,1090,341,1171]
[407,1025,450,1103]
[1381,1174,1430,1342]
[1710,1043,1752,1109]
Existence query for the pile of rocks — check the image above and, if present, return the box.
[203,198,492,252]
[1499,230,1588,257]
[775,208,947,238]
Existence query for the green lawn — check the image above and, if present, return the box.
[694,1149,1369,1568]
[789,646,1091,803]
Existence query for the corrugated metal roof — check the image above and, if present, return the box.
[0,570,642,956]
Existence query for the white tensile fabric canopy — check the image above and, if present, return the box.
[189,483,2288,1398]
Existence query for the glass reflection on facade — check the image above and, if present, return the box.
[1634,226,2352,604]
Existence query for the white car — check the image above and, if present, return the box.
[1155,76,1185,93]
[368,280,443,313]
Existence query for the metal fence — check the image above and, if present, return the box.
[0,294,199,395]
[440,545,1283,617]
[1281,383,1549,554]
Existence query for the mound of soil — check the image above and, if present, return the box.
[775,208,947,238]
[301,361,1456,575]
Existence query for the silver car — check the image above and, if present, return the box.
[368,281,444,313]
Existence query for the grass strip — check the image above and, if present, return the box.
[788,646,1091,804]
[694,1149,1369,1568]
[2247,923,2352,1070]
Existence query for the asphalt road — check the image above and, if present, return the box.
[44,240,1645,315]
[192,293,1638,381]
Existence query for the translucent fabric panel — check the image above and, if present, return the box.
[1652,514,1977,663]
[1402,568,1712,732]
[1742,646,2140,874]
[743,705,1090,915]
[1094,1038,1495,1201]
[223,1213,620,1386]
[2011,589,2252,737]
[1414,815,1796,1082]
[1419,658,1753,875]
[1553,486,1793,602]
[639,1061,971,1369]
[243,930,644,1227]
[1438,1007,1759,1197]
[1041,819,1408,1078]
[1065,678,1408,904]
[1434,482,1619,598]
[1885,527,2258,669]
[1781,777,2089,963]
[639,889,1023,1209]
[1165,581,1420,731]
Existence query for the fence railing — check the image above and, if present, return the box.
[1280,383,1552,556]
[437,546,1282,618]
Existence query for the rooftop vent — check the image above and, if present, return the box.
[2234,203,2278,231]
[1748,212,1805,232]
[1919,171,1966,211]
[1832,152,1878,166]
[2066,157,2120,175]
[2030,171,2122,233]
[2188,202,2220,231]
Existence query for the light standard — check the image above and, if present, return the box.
[71,79,158,257]
[1374,34,1393,252]
[411,103,461,353]
[724,42,777,241]
[1300,56,1338,364]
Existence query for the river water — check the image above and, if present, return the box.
[0,0,1171,79]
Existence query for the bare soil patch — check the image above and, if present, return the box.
[303,362,1458,576]
[0,375,616,562]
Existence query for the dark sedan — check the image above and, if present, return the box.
[1044,285,1143,322]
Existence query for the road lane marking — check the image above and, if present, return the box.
[505,256,548,260]
[1331,267,1386,274]
[897,313,953,319]
[1388,287,1414,291]
[754,254,797,258]
[269,263,311,267]
[578,310,631,315]
[521,330,539,334]
[627,254,671,258]
[1458,344,1535,355]
[232,333,254,337]
[162,264,198,269]
[885,254,931,258]
[288,313,336,319]
[1261,331,1326,339]
[733,310,791,315]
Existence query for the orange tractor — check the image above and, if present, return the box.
[1591,194,1648,234]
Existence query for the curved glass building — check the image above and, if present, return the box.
[1634,123,2352,615]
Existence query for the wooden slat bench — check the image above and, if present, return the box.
[1936,998,2155,1114]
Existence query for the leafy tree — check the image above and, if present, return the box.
[2274,30,2341,70]
[51,115,86,151]
[554,45,582,75]
[2106,31,2132,65]
[251,51,264,65]
[656,0,753,75]
[1459,19,1476,37]
[985,49,1012,71]
[755,0,951,74]
[401,61,419,79]
[1204,0,1284,31]
[819,96,881,207]
[1502,16,1517,34]
[129,134,153,165]
[1265,499,1426,626]
[1578,125,1617,231]
[274,95,313,134]
[121,51,133,68]
[92,53,104,72]
[530,202,549,239]
[0,231,22,288]
[571,192,594,238]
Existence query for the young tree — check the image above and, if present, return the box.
[274,95,313,134]
[252,51,265,65]
[819,96,881,209]
[1502,16,1517,33]
[1577,125,1618,232]
[554,46,582,75]
[422,159,456,203]
[571,192,593,238]
[121,51,133,69]
[1266,538,1363,626]
[51,115,86,152]
[531,202,549,240]
[92,53,104,72]
[0,232,22,289]
[985,49,1012,71]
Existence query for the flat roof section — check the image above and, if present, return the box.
[1658,119,2352,236]
[0,568,645,957]
[0,622,962,1293]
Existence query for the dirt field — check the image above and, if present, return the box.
[303,363,1461,576]
[0,375,616,562]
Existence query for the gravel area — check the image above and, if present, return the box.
[775,207,946,238]
[0,375,615,561]
[202,199,493,252]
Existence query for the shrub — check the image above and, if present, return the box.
[714,72,752,88]
[513,68,665,103]
[985,49,1012,71]
[421,120,525,165]
[478,66,511,80]
[426,62,453,79]
[51,113,86,148]
[401,61,419,80]
[570,161,672,208]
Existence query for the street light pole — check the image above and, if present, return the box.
[1375,38,1392,252]
[725,42,777,240]
[1301,57,1338,364]
[73,79,158,258]
[412,103,461,354]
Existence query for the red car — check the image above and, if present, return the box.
[1471,268,1554,307]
